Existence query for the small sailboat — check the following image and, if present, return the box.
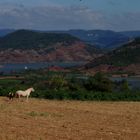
[24,66,28,70]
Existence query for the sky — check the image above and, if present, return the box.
[0,0,140,31]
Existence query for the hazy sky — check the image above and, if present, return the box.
[0,0,140,31]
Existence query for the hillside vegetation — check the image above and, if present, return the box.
[86,38,140,68]
[0,30,102,63]
[0,71,140,101]
[0,30,80,49]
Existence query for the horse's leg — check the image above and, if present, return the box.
[18,94,21,100]
[26,95,29,101]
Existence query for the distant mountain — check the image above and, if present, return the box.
[0,29,14,37]
[0,30,102,63]
[2,29,140,50]
[51,30,140,49]
[65,30,130,49]
[120,31,140,38]
[46,29,131,49]
[84,38,140,74]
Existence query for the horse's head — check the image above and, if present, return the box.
[30,87,35,92]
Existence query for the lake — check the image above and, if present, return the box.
[110,77,140,89]
[0,62,85,74]
[0,63,140,89]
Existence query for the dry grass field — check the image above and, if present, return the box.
[0,97,140,140]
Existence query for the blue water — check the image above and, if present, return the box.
[110,77,140,89]
[0,62,85,74]
[0,63,140,89]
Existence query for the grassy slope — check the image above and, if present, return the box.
[0,97,140,140]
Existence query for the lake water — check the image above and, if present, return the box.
[110,77,140,89]
[0,63,140,89]
[0,62,85,74]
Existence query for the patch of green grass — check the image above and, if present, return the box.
[27,111,63,118]
[27,111,38,117]
[0,79,19,85]
[27,111,50,117]
[39,112,49,117]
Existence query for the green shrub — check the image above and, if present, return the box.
[84,72,113,92]
[48,75,67,90]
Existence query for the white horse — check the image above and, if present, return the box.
[16,87,35,101]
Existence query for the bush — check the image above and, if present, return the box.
[84,72,114,92]
[48,75,67,90]
[120,80,130,92]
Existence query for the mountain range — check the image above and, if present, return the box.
[65,30,130,49]
[1,29,140,49]
[0,29,140,74]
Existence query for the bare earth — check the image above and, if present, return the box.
[0,97,140,140]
